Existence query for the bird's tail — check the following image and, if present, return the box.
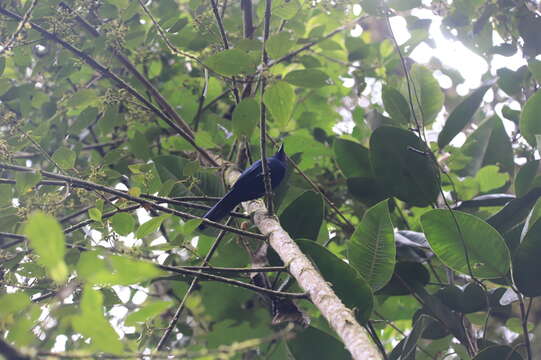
[199,188,241,230]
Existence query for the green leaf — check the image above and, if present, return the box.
[266,32,294,59]
[0,183,12,206]
[347,200,395,290]
[346,177,389,206]
[70,106,99,135]
[297,240,373,323]
[284,69,330,88]
[387,0,421,11]
[67,89,98,109]
[23,211,68,283]
[272,0,301,20]
[125,301,174,325]
[204,49,254,76]
[333,138,372,178]
[370,126,440,206]
[15,170,41,194]
[421,210,511,278]
[378,262,430,296]
[513,219,541,296]
[52,147,76,169]
[77,251,165,285]
[88,208,102,223]
[110,213,136,236]
[401,64,444,125]
[0,78,11,97]
[382,86,411,125]
[436,283,487,314]
[232,97,260,138]
[279,191,323,241]
[0,293,31,319]
[520,89,541,147]
[72,286,123,354]
[135,215,171,239]
[529,59,541,83]
[396,314,433,360]
[515,160,541,197]
[487,187,541,234]
[476,165,509,192]
[263,81,296,128]
[473,346,523,360]
[459,115,514,177]
[0,57,5,76]
[438,82,492,148]
[287,326,351,359]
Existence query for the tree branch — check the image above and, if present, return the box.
[259,0,274,215]
[0,6,218,166]
[223,169,381,359]
[0,163,266,240]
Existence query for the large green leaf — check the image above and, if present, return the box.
[487,187,541,234]
[297,239,373,324]
[520,89,541,147]
[204,49,255,76]
[15,171,41,194]
[135,214,171,239]
[396,314,433,360]
[72,286,123,354]
[401,64,444,125]
[473,346,523,360]
[382,86,411,126]
[125,300,174,326]
[280,191,323,240]
[421,210,511,278]
[77,251,165,285]
[284,69,330,88]
[110,213,136,236]
[263,81,296,128]
[271,0,301,20]
[346,177,389,206]
[23,211,68,283]
[515,160,541,197]
[232,97,260,138]
[333,138,372,178]
[266,31,294,59]
[512,218,541,296]
[438,82,492,148]
[370,126,440,206]
[347,199,395,290]
[287,326,350,360]
[0,293,30,319]
[459,115,514,177]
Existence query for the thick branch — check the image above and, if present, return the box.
[223,169,381,359]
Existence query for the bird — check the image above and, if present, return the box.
[199,144,287,229]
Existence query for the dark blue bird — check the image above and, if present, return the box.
[199,144,287,229]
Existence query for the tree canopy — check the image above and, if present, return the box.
[1,0,541,359]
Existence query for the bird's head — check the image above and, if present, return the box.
[275,143,286,161]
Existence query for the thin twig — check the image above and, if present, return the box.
[157,264,306,299]
[0,163,266,240]
[259,0,274,216]
[0,0,39,55]
[0,6,217,166]
[515,288,532,360]
[265,16,369,69]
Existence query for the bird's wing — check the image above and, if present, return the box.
[233,160,263,187]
